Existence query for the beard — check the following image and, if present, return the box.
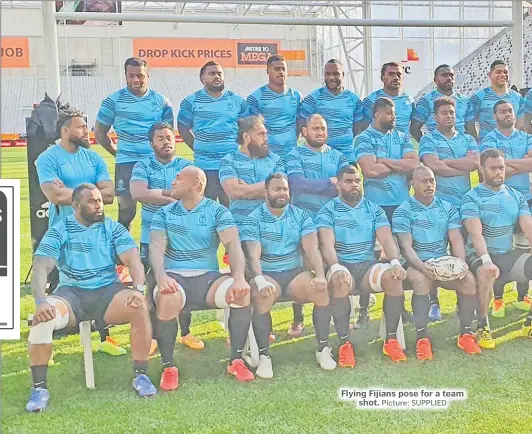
[207,82,225,92]
[249,142,269,158]
[267,196,288,209]
[71,137,90,149]
[307,138,326,148]
[81,210,105,223]
[341,191,361,203]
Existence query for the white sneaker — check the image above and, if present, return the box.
[255,355,273,379]
[316,347,337,370]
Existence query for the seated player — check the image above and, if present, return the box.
[316,166,408,364]
[26,184,155,412]
[241,173,330,377]
[149,166,253,390]
[393,167,481,358]
[461,149,532,348]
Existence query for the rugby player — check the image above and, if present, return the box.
[26,184,155,412]
[149,166,253,389]
[317,165,408,364]
[393,167,481,358]
[247,55,301,157]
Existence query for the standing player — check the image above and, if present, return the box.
[241,173,330,377]
[178,61,248,207]
[246,55,301,157]
[393,167,481,358]
[411,64,477,141]
[480,100,532,316]
[419,97,479,320]
[26,184,155,412]
[298,59,364,163]
[317,166,408,364]
[94,57,174,231]
[362,62,415,135]
[525,88,532,134]
[470,60,525,141]
[149,166,254,389]
[461,149,532,348]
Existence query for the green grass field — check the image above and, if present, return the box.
[1,146,531,434]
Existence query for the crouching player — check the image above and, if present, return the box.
[393,167,481,358]
[26,184,154,412]
[316,166,408,363]
[149,166,253,389]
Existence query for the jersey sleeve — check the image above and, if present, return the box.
[150,207,168,233]
[96,95,116,127]
[465,97,476,122]
[446,203,462,230]
[373,203,390,229]
[111,221,138,255]
[299,93,317,119]
[362,95,373,123]
[240,213,261,243]
[273,154,286,174]
[466,134,480,153]
[35,151,59,185]
[353,94,364,123]
[35,224,65,260]
[412,95,430,124]
[284,150,303,175]
[130,160,149,184]
[354,133,374,162]
[177,95,194,128]
[469,91,483,120]
[338,152,349,168]
[238,97,249,119]
[391,203,412,234]
[162,96,175,127]
[94,154,111,183]
[479,133,497,152]
[300,209,317,236]
[315,204,334,230]
[517,193,531,217]
[214,204,237,232]
[516,93,525,118]
[247,92,261,116]
[460,193,480,221]
[401,133,415,156]
[418,134,436,159]
[525,89,532,115]
[218,154,238,183]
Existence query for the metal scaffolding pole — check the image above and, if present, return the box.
[333,5,359,94]
[42,0,61,100]
[511,0,524,88]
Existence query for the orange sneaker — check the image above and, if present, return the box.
[383,338,407,362]
[269,333,276,343]
[416,338,433,361]
[457,333,481,355]
[117,265,132,284]
[338,341,356,368]
[149,339,158,356]
[227,359,254,382]
[178,334,205,350]
[160,366,179,391]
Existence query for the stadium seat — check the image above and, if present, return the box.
[79,320,95,389]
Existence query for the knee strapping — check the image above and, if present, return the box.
[368,263,392,292]
[326,264,352,286]
[214,278,244,308]
[28,298,69,344]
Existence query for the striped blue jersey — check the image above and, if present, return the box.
[130,156,192,244]
[480,129,532,200]
[460,184,530,256]
[419,130,479,207]
[299,87,363,162]
[240,203,316,272]
[150,198,236,272]
[219,150,285,226]
[285,144,349,219]
[470,87,525,141]
[247,86,301,157]
[177,89,248,170]
[316,197,389,264]
[36,144,111,228]
[525,88,532,115]
[35,215,137,290]
[362,89,415,134]
[354,127,415,206]
[392,196,461,261]
[96,88,174,164]
[413,90,474,133]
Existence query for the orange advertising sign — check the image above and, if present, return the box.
[1,37,30,68]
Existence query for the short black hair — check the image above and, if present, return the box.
[493,99,512,113]
[148,122,174,143]
[434,64,452,78]
[267,54,285,66]
[200,61,222,78]
[325,58,343,67]
[480,148,505,167]
[265,172,288,188]
[337,165,359,181]
[72,183,98,203]
[490,59,507,72]
[124,57,148,74]
[372,97,395,117]
[56,107,86,138]
[434,96,455,114]
[237,115,265,145]
[380,61,402,77]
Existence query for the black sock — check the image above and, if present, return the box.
[312,305,331,351]
[178,310,192,337]
[493,282,504,300]
[458,294,476,335]
[153,317,178,368]
[517,282,528,302]
[412,294,430,339]
[359,293,370,312]
[383,294,404,339]
[331,296,351,345]
[133,360,149,376]
[31,365,48,389]
[477,316,489,330]
[252,310,271,357]
[429,286,439,306]
[292,303,304,324]
[229,305,252,361]
[99,326,110,343]
[525,310,532,327]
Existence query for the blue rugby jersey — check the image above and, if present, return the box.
[362,89,415,135]
[525,88,532,116]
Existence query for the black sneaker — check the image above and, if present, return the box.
[355,313,370,329]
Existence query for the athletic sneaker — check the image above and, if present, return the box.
[159,366,179,391]
[477,329,496,349]
[255,355,273,379]
[428,304,442,322]
[522,324,532,338]
[149,339,158,356]
[316,347,337,370]
[133,374,157,397]
[269,333,276,343]
[227,359,254,382]
[515,296,532,311]
[355,313,370,329]
[116,265,132,284]
[178,334,205,350]
[287,322,304,338]
[457,333,481,354]
[338,341,356,368]
[383,338,407,362]
[416,338,433,361]
[25,387,50,412]
[491,299,505,318]
[98,336,127,356]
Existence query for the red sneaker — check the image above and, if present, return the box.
[159,366,179,391]
[416,338,433,361]
[227,359,254,382]
[287,322,304,338]
[457,333,481,355]
[383,338,407,362]
[338,341,356,368]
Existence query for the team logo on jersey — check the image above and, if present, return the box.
[227,103,234,111]
[198,214,207,226]
[289,218,297,229]
[438,208,447,219]
[117,179,125,191]
[289,97,298,108]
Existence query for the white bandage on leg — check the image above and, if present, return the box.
[214,278,243,309]
[368,263,392,293]
[28,298,70,344]
[514,233,530,250]
[326,263,352,285]
[153,284,186,309]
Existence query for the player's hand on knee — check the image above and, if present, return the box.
[258,281,276,298]
[481,262,499,279]
[230,278,251,301]
[157,274,180,294]
[390,264,407,280]
[421,262,438,280]
[331,270,350,288]
[310,276,328,292]
[125,291,145,309]
[34,302,57,323]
